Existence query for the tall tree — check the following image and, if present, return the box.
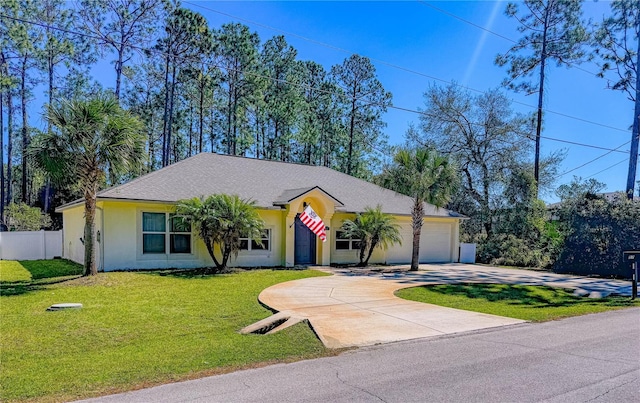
[593,0,640,199]
[296,60,343,166]
[79,0,164,101]
[260,35,301,161]
[123,62,165,171]
[3,0,41,204]
[179,27,217,156]
[1,54,15,211]
[35,0,95,213]
[30,96,145,275]
[409,84,538,237]
[216,23,260,156]
[331,55,391,177]
[0,52,5,224]
[377,148,458,271]
[35,0,88,111]
[495,0,588,193]
[157,7,211,166]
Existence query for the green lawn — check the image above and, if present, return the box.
[396,283,639,322]
[0,264,330,402]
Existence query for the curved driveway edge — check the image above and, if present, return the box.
[247,264,633,349]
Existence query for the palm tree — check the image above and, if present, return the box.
[340,205,402,267]
[378,148,458,271]
[176,194,264,273]
[30,96,145,276]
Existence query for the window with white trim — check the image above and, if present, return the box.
[142,212,192,254]
[239,229,270,251]
[335,231,361,250]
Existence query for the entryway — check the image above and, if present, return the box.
[294,215,316,265]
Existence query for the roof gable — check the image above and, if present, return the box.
[273,186,344,206]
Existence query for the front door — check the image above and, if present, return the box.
[294,215,316,265]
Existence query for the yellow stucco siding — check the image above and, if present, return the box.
[61,198,460,271]
[61,205,85,265]
[75,201,286,271]
[227,209,284,267]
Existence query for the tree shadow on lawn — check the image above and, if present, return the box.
[424,284,637,308]
[0,260,84,297]
[0,275,82,296]
[148,266,309,279]
[150,267,221,279]
[19,259,83,279]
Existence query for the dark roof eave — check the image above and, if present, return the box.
[55,196,290,213]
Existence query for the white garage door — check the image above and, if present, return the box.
[420,222,452,263]
[384,225,413,264]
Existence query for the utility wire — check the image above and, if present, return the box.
[0,13,631,157]
[585,158,629,179]
[558,140,632,177]
[416,0,611,84]
[183,1,628,134]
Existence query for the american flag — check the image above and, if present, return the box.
[299,205,326,242]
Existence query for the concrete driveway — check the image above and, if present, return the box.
[242,264,633,349]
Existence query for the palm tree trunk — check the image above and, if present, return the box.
[83,189,97,276]
[358,244,367,266]
[221,243,231,272]
[410,198,424,271]
[204,240,223,272]
[364,238,379,266]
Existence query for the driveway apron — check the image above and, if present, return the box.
[246,264,633,349]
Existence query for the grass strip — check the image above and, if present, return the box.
[396,283,639,322]
[0,261,32,283]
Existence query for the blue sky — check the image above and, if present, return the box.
[183,0,634,202]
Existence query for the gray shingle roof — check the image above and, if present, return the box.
[72,153,463,218]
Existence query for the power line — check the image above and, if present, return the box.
[585,158,629,179]
[0,13,631,156]
[416,0,612,85]
[542,136,628,154]
[183,1,629,134]
[558,140,631,177]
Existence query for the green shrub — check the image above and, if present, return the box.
[476,234,552,268]
[554,195,640,279]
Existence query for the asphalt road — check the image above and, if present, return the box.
[81,308,640,403]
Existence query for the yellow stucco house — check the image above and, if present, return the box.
[57,153,465,271]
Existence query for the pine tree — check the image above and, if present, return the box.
[496,0,588,194]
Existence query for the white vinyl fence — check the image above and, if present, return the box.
[0,230,62,260]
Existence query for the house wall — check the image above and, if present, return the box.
[61,205,87,265]
[61,200,461,271]
[228,209,284,267]
[63,201,286,271]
